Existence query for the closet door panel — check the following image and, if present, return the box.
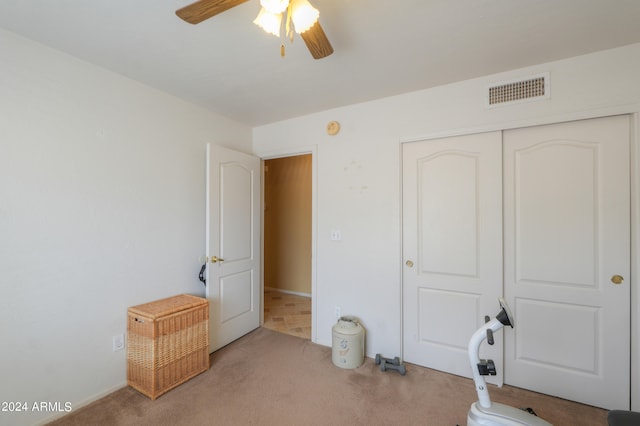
[403,131,503,384]
[503,115,630,410]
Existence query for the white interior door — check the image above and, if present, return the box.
[402,131,504,383]
[206,144,261,352]
[503,115,630,409]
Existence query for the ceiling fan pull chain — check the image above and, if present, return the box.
[280,15,286,57]
[279,3,294,57]
[286,3,294,42]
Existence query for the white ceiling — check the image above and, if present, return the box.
[2,0,640,126]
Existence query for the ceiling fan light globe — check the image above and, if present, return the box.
[253,8,282,37]
[290,0,319,33]
[260,0,289,14]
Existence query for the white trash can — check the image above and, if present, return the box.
[332,316,365,369]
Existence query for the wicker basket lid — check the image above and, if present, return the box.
[128,294,207,319]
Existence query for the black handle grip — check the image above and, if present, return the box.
[199,264,206,286]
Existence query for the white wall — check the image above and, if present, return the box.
[253,43,640,406]
[0,29,251,426]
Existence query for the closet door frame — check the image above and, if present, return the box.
[400,110,640,410]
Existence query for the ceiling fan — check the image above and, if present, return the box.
[176,0,334,59]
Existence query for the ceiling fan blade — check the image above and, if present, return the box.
[176,0,250,24]
[300,21,334,60]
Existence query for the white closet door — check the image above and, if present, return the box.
[403,131,504,383]
[503,115,630,409]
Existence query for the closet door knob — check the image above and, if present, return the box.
[405,260,414,268]
[611,275,624,285]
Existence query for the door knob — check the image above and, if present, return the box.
[210,256,225,263]
[611,274,624,285]
[405,260,414,268]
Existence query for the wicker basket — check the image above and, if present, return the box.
[127,294,209,400]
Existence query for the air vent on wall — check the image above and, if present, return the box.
[487,72,549,107]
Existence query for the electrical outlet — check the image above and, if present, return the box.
[334,306,341,319]
[112,334,125,352]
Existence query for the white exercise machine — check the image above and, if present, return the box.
[467,299,552,426]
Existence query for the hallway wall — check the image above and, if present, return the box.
[264,154,312,295]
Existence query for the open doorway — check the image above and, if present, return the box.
[262,154,312,339]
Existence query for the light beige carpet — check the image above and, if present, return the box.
[48,327,607,426]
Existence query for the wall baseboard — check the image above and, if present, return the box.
[35,382,127,425]
[265,286,311,298]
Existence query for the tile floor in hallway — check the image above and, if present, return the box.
[263,289,311,339]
